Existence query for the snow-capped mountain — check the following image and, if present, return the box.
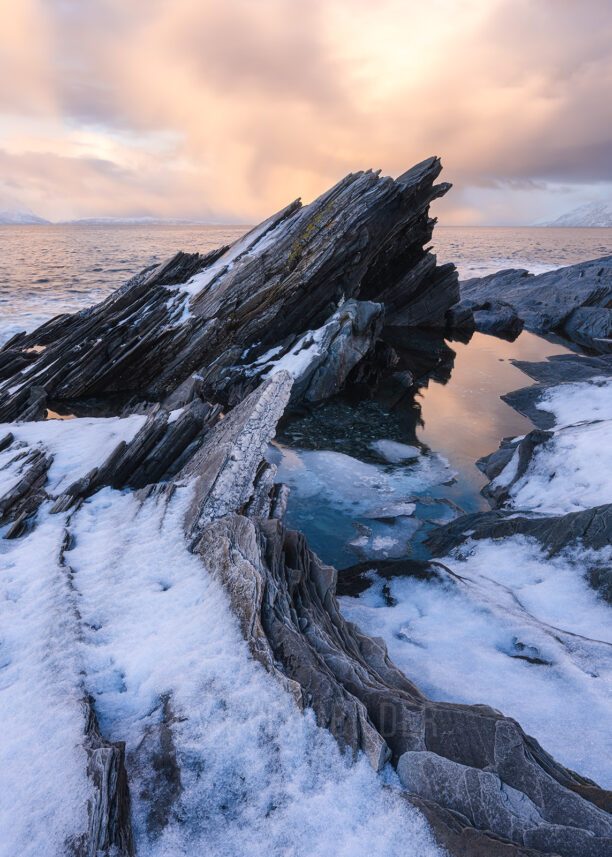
[63,216,211,225]
[543,201,612,227]
[0,208,50,225]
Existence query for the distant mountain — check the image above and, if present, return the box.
[0,208,50,225]
[542,201,612,227]
[63,216,211,226]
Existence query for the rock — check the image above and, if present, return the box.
[561,307,612,354]
[0,158,458,421]
[180,372,294,542]
[238,298,385,405]
[450,298,523,340]
[460,257,612,352]
[0,444,53,528]
[445,301,475,332]
[512,352,612,385]
[469,301,523,340]
[397,750,612,857]
[178,374,612,856]
[407,793,555,857]
[427,503,612,569]
[336,557,445,597]
[78,698,134,857]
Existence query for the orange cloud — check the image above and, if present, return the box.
[1,0,611,222]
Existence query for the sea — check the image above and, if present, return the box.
[0,223,611,345]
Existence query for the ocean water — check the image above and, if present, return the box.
[0,223,610,344]
[0,224,248,345]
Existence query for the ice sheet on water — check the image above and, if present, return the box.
[340,535,612,787]
[370,439,421,463]
[274,447,452,518]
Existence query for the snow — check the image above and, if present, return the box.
[245,319,335,383]
[0,208,49,225]
[542,201,612,228]
[370,440,421,463]
[261,327,327,380]
[536,376,612,427]
[0,414,146,496]
[0,515,92,856]
[66,486,441,857]
[508,420,612,514]
[340,535,612,787]
[0,406,442,857]
[491,377,612,514]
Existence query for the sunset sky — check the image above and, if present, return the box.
[1,0,611,224]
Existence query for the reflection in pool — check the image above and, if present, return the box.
[273,330,571,568]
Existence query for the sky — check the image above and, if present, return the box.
[1,0,611,225]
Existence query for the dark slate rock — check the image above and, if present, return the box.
[450,298,523,340]
[427,504,612,570]
[0,158,459,421]
[0,446,53,526]
[511,353,612,386]
[337,557,444,597]
[461,256,612,352]
[563,307,612,353]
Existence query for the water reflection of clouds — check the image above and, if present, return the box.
[416,331,571,467]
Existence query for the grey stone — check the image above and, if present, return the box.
[461,257,612,352]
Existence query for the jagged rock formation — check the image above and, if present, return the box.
[458,257,612,351]
[0,157,457,422]
[1,160,611,857]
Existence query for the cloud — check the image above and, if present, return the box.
[1,0,611,222]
